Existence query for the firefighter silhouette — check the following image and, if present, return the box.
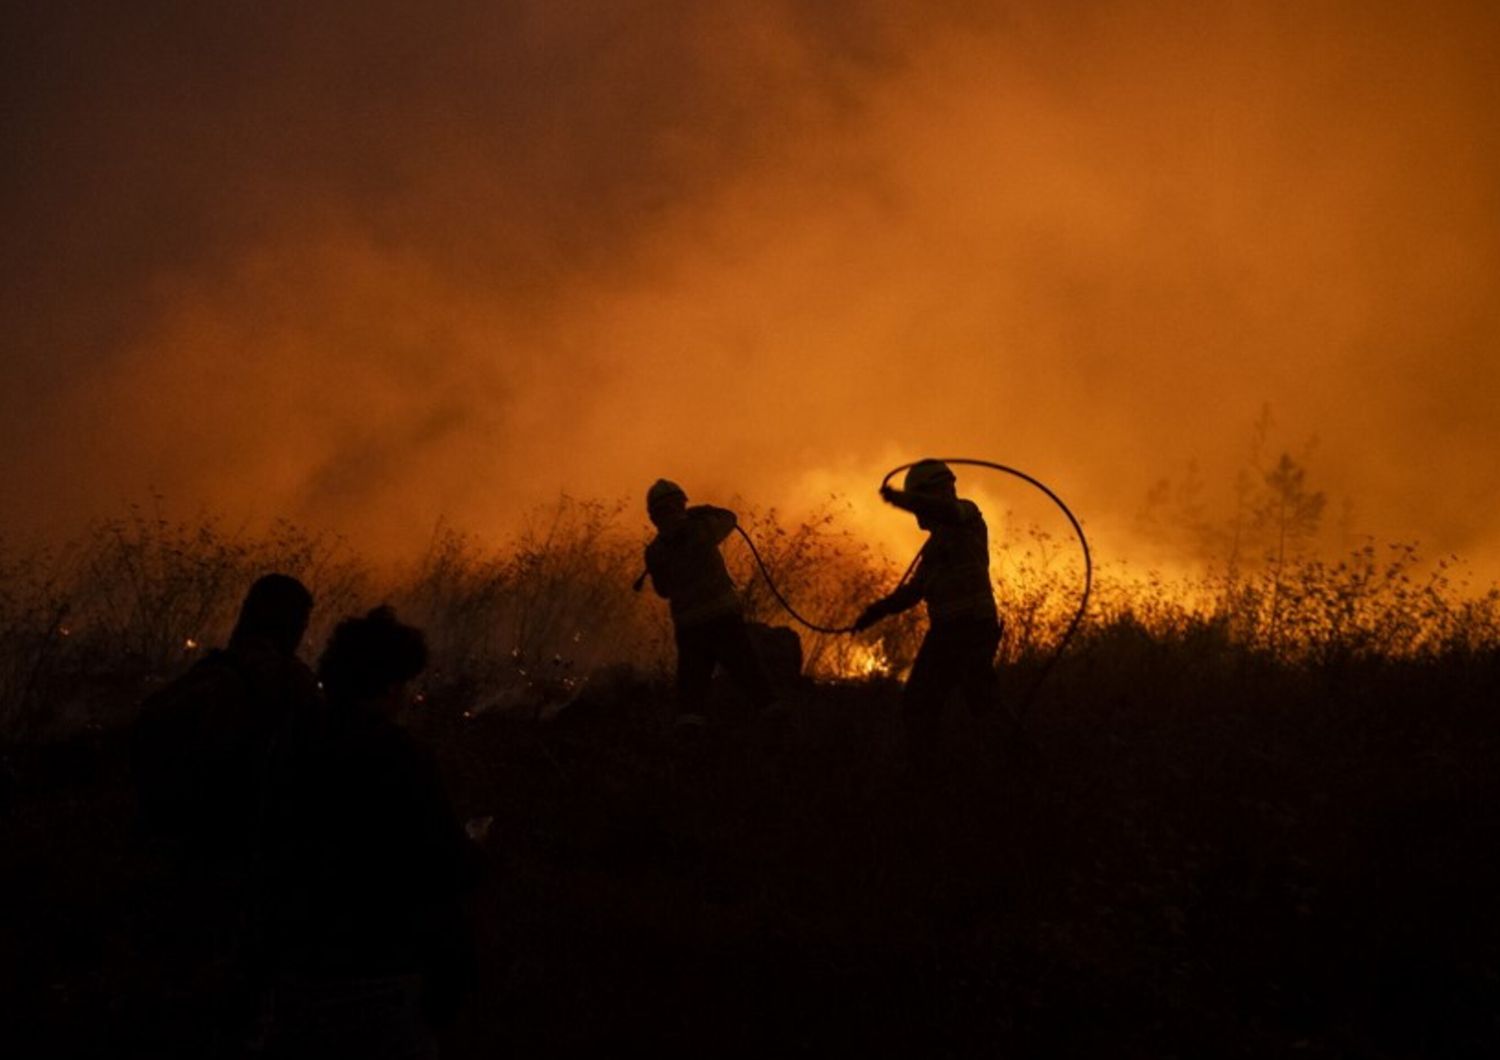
[642,480,774,726]
[854,460,1003,763]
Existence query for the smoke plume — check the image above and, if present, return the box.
[4,1,1497,575]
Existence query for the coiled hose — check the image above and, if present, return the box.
[646,459,1093,710]
[744,459,1090,710]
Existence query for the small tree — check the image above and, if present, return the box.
[1252,452,1326,653]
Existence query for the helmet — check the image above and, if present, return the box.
[904,459,956,495]
[647,478,687,511]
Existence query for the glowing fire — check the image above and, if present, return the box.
[840,643,892,681]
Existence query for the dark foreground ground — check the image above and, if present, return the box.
[3,649,1498,1058]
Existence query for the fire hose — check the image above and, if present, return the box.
[638,459,1093,710]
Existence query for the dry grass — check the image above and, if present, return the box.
[3,496,1498,1056]
[2,495,1496,740]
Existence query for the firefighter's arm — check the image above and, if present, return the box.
[853,562,926,630]
[644,549,673,598]
[881,577,925,615]
[689,505,738,544]
[879,486,965,524]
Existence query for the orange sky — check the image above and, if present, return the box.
[3,1,1497,579]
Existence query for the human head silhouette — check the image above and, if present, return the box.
[316,606,428,714]
[230,573,313,656]
[904,459,957,500]
[647,479,688,529]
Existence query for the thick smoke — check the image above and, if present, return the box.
[3,1,1498,575]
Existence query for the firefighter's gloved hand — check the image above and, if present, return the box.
[853,601,888,632]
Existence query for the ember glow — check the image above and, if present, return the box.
[3,2,1498,581]
[839,643,894,682]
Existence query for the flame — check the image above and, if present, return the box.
[839,642,892,681]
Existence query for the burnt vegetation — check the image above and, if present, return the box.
[2,472,1498,1056]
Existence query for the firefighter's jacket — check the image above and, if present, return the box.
[645,506,742,628]
[880,491,997,626]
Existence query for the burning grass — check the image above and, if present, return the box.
[1,494,1497,739]
[3,496,1498,1055]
